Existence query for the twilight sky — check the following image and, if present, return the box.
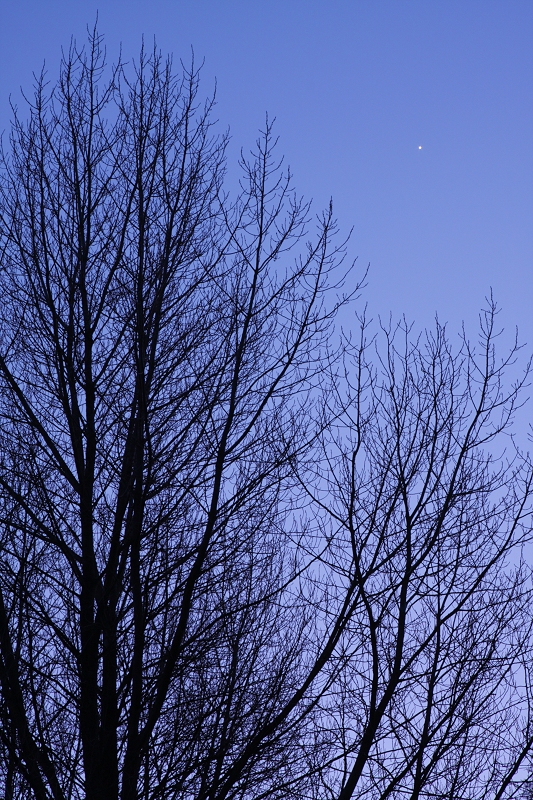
[1,1,532,433]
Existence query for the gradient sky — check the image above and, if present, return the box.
[1,0,532,434]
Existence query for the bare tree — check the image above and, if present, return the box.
[306,308,533,800]
[0,28,531,800]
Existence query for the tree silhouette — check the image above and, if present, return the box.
[0,29,532,800]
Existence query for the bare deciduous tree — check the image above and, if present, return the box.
[307,310,533,799]
[0,29,531,800]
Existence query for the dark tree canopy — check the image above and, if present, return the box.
[0,30,532,800]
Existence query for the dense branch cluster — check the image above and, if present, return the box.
[0,31,531,800]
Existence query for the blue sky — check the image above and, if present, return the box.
[1,1,532,426]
